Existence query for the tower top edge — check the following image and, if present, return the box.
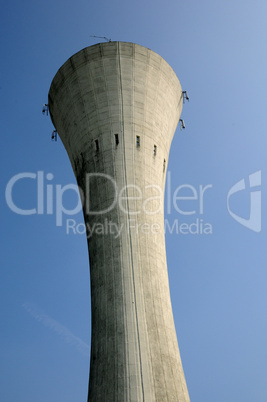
[71,41,156,57]
[48,42,180,98]
[57,41,165,66]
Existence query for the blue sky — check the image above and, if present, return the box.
[1,1,267,401]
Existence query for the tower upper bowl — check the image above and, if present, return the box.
[48,42,183,159]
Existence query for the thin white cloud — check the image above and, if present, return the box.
[23,302,90,358]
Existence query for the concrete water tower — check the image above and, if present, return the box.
[48,41,190,401]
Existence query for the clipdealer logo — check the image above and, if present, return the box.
[4,170,262,235]
[227,170,261,233]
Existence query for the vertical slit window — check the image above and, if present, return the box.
[115,134,119,146]
[153,145,157,156]
[95,139,99,152]
[136,136,140,147]
[163,159,166,172]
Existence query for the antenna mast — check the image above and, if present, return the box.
[90,35,111,42]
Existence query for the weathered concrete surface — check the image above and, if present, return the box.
[49,42,190,402]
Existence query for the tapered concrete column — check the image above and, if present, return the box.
[49,41,190,402]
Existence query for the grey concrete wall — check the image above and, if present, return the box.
[49,42,190,402]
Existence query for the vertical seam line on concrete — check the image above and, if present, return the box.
[134,46,155,400]
[118,42,145,402]
[133,46,153,400]
[116,45,131,401]
[89,49,103,397]
[102,54,119,401]
[149,58,168,401]
[99,48,109,402]
[142,53,161,400]
[143,49,156,399]
[116,48,130,401]
[116,55,130,402]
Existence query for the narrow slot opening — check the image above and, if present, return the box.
[115,134,119,146]
[95,139,99,152]
[163,159,166,172]
[153,145,157,156]
[136,135,140,147]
